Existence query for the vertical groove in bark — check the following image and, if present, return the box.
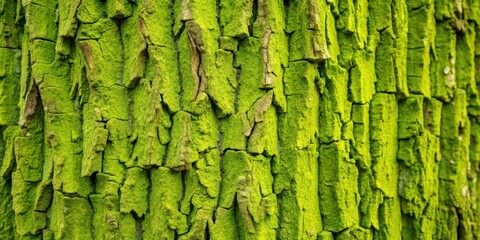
[1,0,480,239]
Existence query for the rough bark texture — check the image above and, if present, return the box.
[1,0,480,239]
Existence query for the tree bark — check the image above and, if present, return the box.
[1,0,480,239]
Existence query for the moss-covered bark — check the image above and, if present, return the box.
[1,0,480,239]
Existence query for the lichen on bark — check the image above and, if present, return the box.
[1,0,480,239]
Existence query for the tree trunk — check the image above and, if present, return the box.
[1,0,480,239]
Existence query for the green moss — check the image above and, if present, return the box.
[276,60,320,192]
[398,95,424,139]
[148,46,181,112]
[325,5,340,63]
[337,226,369,239]
[105,118,131,164]
[139,0,174,47]
[357,169,375,228]
[15,210,46,237]
[261,20,289,89]
[352,104,371,169]
[178,151,221,239]
[469,119,480,177]
[78,22,123,86]
[14,136,43,182]
[0,48,21,126]
[369,0,392,31]
[3,0,480,238]
[106,0,132,19]
[0,126,20,178]
[278,145,322,238]
[129,79,166,168]
[397,133,439,214]
[50,192,93,239]
[81,106,108,176]
[210,207,238,239]
[218,150,278,239]
[57,0,80,38]
[33,181,53,212]
[37,90,91,199]
[236,38,268,113]
[76,0,105,23]
[349,51,376,104]
[319,140,358,232]
[440,89,468,142]
[11,172,35,215]
[271,56,324,238]
[209,49,236,115]
[143,168,187,238]
[195,150,221,198]
[121,6,146,88]
[406,5,435,96]
[119,213,138,240]
[220,0,252,38]
[247,105,278,156]
[25,3,57,41]
[434,0,454,19]
[437,90,472,238]
[191,107,219,153]
[375,31,397,93]
[286,0,330,61]
[319,64,349,143]
[220,113,249,151]
[424,98,443,136]
[120,167,149,217]
[430,22,456,101]
[0,181,15,239]
[318,231,334,240]
[30,40,55,64]
[370,93,398,198]
[375,197,402,239]
[0,0,21,48]
[219,37,238,51]
[406,0,431,10]
[456,25,480,112]
[18,33,32,124]
[90,193,119,239]
[165,111,198,170]
[392,0,409,96]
